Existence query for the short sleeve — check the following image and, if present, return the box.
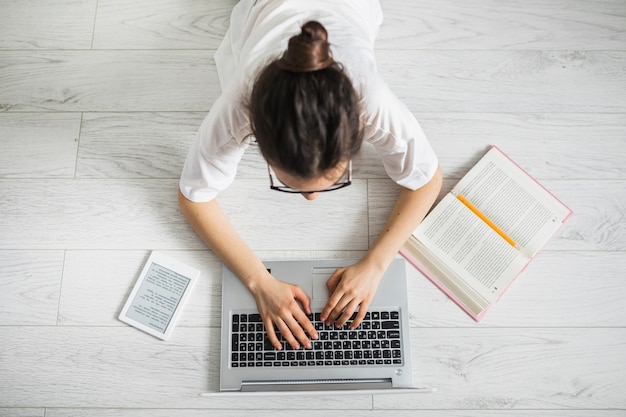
[361,78,438,190]
[179,90,252,202]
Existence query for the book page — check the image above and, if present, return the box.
[414,194,528,303]
[452,147,571,256]
[403,238,489,316]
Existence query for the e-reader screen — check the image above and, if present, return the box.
[119,252,200,340]
[124,262,191,333]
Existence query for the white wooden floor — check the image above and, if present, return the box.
[1,0,625,415]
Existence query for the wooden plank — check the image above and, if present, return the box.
[0,410,45,417]
[0,0,97,50]
[77,112,205,178]
[378,0,626,50]
[404,251,626,327]
[77,111,626,182]
[58,249,626,329]
[2,327,624,409]
[42,409,626,417]
[376,328,626,410]
[0,178,368,250]
[3,111,620,182]
[0,251,64,325]
[58,250,221,327]
[211,180,370,252]
[2,50,624,113]
[0,179,191,250]
[0,51,216,112]
[0,113,81,178]
[76,115,386,181]
[0,327,371,409]
[2,178,620,253]
[92,0,234,49]
[0,326,217,408]
[344,113,626,181]
[415,113,626,181]
[377,51,626,113]
[546,179,626,251]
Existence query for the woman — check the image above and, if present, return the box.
[178,0,442,351]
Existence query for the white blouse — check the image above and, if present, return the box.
[180,0,438,202]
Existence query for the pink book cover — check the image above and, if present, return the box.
[402,146,574,322]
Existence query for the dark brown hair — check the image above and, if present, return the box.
[249,21,362,179]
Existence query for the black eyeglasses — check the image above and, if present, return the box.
[267,160,352,194]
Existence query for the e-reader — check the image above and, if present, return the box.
[119,251,200,340]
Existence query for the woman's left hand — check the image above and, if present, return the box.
[319,259,385,330]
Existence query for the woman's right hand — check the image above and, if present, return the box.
[251,274,318,350]
[177,195,317,350]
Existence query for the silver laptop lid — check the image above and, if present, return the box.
[220,258,413,392]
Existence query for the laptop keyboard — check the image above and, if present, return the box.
[230,310,403,368]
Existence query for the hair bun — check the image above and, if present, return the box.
[277,21,333,72]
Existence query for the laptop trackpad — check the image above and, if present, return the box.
[311,268,336,301]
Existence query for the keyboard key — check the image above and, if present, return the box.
[382,321,399,329]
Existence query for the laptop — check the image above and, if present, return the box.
[220,258,415,392]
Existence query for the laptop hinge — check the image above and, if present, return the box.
[241,378,393,392]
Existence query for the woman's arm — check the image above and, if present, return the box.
[320,165,443,328]
[178,190,318,350]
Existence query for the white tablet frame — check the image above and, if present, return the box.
[119,251,200,340]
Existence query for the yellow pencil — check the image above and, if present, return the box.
[456,194,518,249]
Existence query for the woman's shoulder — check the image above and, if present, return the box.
[358,74,409,127]
[196,85,252,148]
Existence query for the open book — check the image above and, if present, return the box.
[401,146,573,321]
